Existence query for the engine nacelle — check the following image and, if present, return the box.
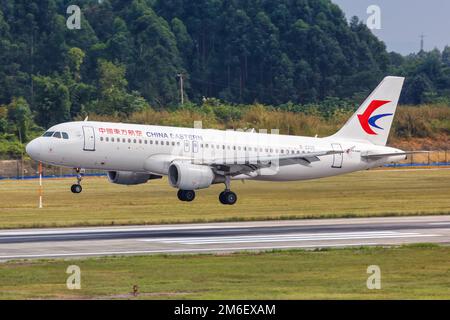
[168,162,216,190]
[107,171,162,185]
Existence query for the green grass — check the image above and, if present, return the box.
[0,246,449,299]
[0,169,449,229]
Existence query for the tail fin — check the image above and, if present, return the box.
[331,76,405,146]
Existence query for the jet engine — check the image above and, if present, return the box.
[107,171,162,185]
[168,162,221,190]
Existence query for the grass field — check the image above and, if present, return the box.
[0,169,449,229]
[0,245,448,299]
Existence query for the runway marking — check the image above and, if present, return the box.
[0,226,249,237]
[140,231,437,245]
[0,243,378,260]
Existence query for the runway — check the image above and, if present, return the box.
[0,215,449,261]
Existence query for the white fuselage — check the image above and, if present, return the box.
[26,121,405,181]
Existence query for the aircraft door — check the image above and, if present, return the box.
[83,126,96,151]
[331,143,343,168]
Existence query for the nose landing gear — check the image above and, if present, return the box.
[71,168,84,194]
[71,184,82,194]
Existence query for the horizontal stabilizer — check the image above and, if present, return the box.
[361,151,429,159]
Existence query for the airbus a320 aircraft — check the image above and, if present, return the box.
[26,76,420,205]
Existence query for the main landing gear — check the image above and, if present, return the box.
[176,177,238,205]
[219,176,237,205]
[219,190,237,205]
[71,168,83,194]
[177,189,196,202]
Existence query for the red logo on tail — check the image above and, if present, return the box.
[358,100,391,135]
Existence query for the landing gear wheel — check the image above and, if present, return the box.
[177,190,196,202]
[71,168,84,194]
[184,190,195,202]
[219,191,237,205]
[219,176,237,205]
[219,191,227,204]
[224,191,237,205]
[71,184,82,194]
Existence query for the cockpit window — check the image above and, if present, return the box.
[42,131,69,139]
[43,131,54,137]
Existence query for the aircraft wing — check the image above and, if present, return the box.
[201,150,343,176]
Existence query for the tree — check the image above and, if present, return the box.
[123,1,183,107]
[403,74,434,104]
[0,0,448,130]
[6,97,33,142]
[442,46,450,67]
[106,17,133,63]
[32,75,71,127]
[67,47,86,81]
[92,59,148,116]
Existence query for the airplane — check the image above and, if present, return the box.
[26,76,421,205]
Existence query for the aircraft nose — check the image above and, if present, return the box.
[26,139,42,160]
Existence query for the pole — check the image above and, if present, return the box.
[38,162,43,209]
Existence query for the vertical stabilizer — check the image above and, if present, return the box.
[331,76,405,146]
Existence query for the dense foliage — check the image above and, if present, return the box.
[0,0,449,158]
